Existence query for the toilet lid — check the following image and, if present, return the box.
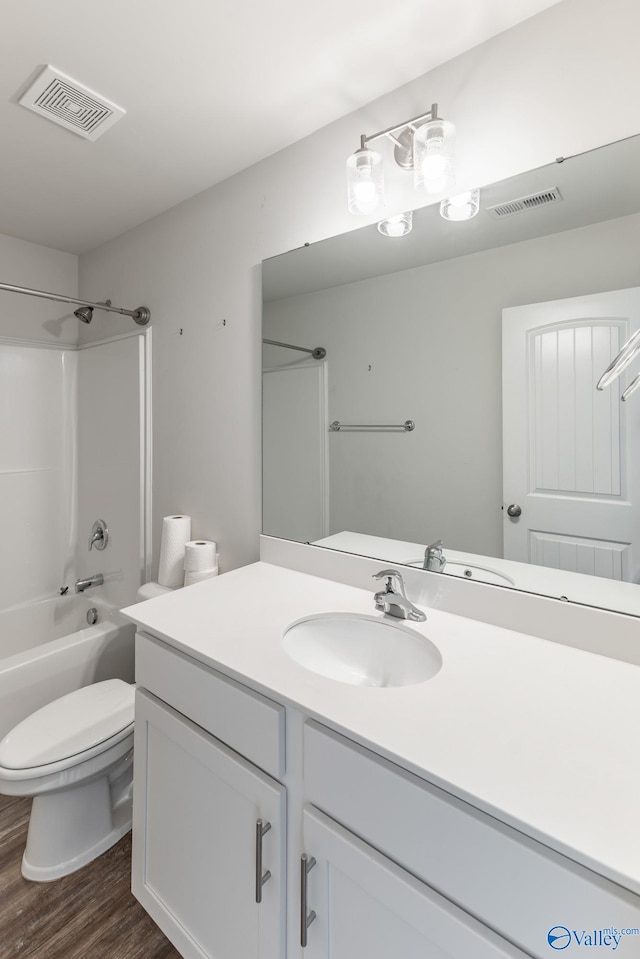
[0,679,135,770]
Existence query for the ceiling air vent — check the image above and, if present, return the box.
[19,66,125,141]
[486,187,563,219]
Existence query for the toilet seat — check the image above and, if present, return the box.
[0,679,135,773]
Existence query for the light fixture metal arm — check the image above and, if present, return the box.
[360,103,439,148]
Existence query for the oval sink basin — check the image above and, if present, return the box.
[282,614,441,688]
[405,559,515,587]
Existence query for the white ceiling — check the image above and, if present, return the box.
[0,0,561,254]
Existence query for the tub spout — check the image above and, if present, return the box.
[75,574,104,593]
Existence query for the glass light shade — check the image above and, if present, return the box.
[413,118,455,195]
[622,371,640,402]
[597,328,640,390]
[440,189,480,222]
[377,212,413,237]
[346,146,384,215]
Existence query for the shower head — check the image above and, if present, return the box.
[74,306,93,324]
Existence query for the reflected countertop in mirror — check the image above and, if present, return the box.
[262,134,640,618]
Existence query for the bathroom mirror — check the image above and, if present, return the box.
[262,133,640,617]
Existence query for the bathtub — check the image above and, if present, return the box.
[0,594,135,740]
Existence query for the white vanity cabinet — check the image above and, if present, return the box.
[132,629,640,959]
[132,635,287,959]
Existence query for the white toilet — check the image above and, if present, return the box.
[0,679,135,881]
[0,580,174,882]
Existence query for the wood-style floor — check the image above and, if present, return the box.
[0,793,182,959]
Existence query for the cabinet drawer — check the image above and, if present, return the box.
[135,632,285,778]
[304,721,640,959]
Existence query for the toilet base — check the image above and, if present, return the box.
[21,753,133,882]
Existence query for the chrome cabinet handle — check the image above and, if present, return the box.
[255,819,272,903]
[507,503,522,518]
[300,854,317,947]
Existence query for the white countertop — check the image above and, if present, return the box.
[123,561,640,896]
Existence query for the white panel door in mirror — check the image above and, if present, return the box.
[503,288,640,581]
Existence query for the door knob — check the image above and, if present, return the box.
[506,504,522,518]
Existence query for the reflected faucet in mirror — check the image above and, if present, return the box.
[423,540,445,571]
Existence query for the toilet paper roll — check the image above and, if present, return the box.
[158,514,192,588]
[184,540,217,572]
[184,566,219,587]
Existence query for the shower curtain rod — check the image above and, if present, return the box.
[262,338,326,359]
[0,281,150,325]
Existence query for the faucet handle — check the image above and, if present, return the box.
[89,519,109,552]
[372,569,407,596]
[426,540,443,553]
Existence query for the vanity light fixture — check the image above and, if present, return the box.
[346,103,455,216]
[377,212,413,237]
[440,189,480,222]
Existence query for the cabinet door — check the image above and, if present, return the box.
[301,807,525,959]
[133,689,286,959]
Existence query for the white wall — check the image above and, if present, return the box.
[0,232,78,345]
[78,0,640,574]
[264,213,640,556]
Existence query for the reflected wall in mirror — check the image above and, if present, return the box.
[262,135,640,617]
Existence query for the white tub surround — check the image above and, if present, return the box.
[124,559,640,959]
[0,329,150,631]
[0,343,77,613]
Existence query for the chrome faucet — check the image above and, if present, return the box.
[373,569,426,622]
[423,540,445,572]
[75,573,104,593]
